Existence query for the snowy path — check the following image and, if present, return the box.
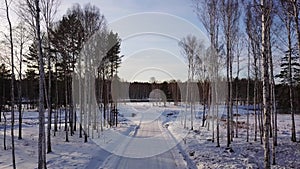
[98,118,187,169]
[84,148,111,169]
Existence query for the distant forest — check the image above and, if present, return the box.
[0,73,299,114]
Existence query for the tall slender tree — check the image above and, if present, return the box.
[105,31,122,126]
[234,37,243,138]
[245,1,261,142]
[261,0,272,168]
[33,0,47,168]
[246,41,250,142]
[14,21,29,140]
[179,35,204,130]
[194,0,221,144]
[276,0,298,143]
[41,0,60,153]
[220,0,240,147]
[5,0,16,168]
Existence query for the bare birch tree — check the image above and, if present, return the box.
[246,41,250,143]
[18,0,47,167]
[193,0,221,144]
[13,21,29,140]
[179,35,204,130]
[28,0,48,168]
[220,0,240,147]
[245,1,261,142]
[40,0,60,153]
[5,0,16,168]
[234,36,243,138]
[290,0,298,143]
[276,0,297,143]
[261,0,272,168]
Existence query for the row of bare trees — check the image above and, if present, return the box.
[179,0,300,168]
[1,1,123,168]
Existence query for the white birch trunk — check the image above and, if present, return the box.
[35,0,47,167]
[261,0,271,168]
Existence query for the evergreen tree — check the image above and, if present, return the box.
[23,69,39,108]
[106,31,123,79]
[276,50,300,85]
[0,64,10,122]
[102,31,123,126]
[23,43,46,72]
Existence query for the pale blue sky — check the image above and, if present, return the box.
[58,0,209,82]
[0,0,209,82]
[0,0,280,82]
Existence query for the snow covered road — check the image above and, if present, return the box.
[98,117,187,169]
[100,149,181,169]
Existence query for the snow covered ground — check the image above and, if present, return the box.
[166,104,300,169]
[0,110,108,169]
[0,103,299,169]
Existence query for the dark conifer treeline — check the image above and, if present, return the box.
[1,76,299,114]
